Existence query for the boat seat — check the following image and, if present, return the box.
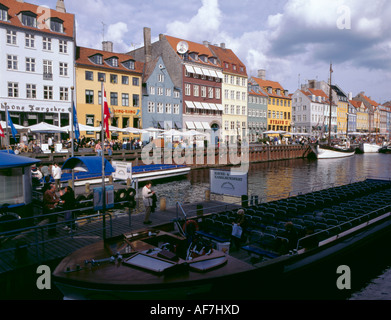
[196,231,229,243]
[241,245,279,259]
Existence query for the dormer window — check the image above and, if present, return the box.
[50,17,64,33]
[199,55,208,63]
[122,59,135,70]
[209,57,217,65]
[106,57,119,67]
[190,53,198,61]
[20,11,37,28]
[0,4,9,22]
[90,54,103,65]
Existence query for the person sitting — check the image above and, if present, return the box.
[230,209,247,251]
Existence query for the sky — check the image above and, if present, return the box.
[31,0,391,103]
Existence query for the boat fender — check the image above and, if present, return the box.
[182,220,199,235]
[126,188,136,199]
[0,212,21,221]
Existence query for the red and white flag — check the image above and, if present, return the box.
[103,89,110,139]
[0,122,4,138]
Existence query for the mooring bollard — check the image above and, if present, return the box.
[205,189,210,201]
[85,183,90,194]
[127,178,131,187]
[160,197,166,211]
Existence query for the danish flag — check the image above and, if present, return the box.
[0,123,4,138]
[103,89,110,139]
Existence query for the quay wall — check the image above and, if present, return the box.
[25,145,312,168]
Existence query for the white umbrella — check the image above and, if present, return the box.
[109,126,127,133]
[0,121,27,130]
[161,129,183,136]
[62,124,102,132]
[123,127,148,134]
[144,127,164,132]
[28,122,68,133]
[181,130,207,137]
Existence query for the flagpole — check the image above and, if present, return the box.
[5,103,10,153]
[70,86,75,190]
[100,79,106,239]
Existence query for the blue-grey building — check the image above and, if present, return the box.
[141,56,182,137]
[247,82,268,143]
[347,101,357,133]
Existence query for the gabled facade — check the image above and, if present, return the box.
[249,72,292,134]
[0,0,75,129]
[354,92,380,134]
[350,100,368,133]
[75,45,144,140]
[331,85,350,135]
[141,56,182,134]
[208,43,248,144]
[247,82,268,142]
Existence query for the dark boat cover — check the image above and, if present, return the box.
[0,152,40,169]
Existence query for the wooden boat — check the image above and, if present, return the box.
[361,143,381,153]
[379,145,391,154]
[310,145,355,159]
[53,178,391,300]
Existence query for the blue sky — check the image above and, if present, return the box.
[30,0,391,103]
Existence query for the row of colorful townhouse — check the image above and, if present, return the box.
[1,0,390,146]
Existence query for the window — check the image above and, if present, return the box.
[91,55,103,65]
[132,77,139,86]
[122,93,129,107]
[225,121,229,131]
[43,37,52,51]
[7,55,18,70]
[166,88,172,96]
[25,33,35,48]
[133,94,139,107]
[43,60,52,78]
[173,104,180,114]
[208,87,214,99]
[216,88,221,99]
[110,74,118,84]
[25,57,35,72]
[230,121,235,130]
[174,90,180,98]
[201,86,206,98]
[59,62,68,76]
[157,103,163,113]
[85,90,94,104]
[59,87,69,101]
[122,76,129,85]
[6,30,17,45]
[148,102,155,113]
[149,86,155,95]
[157,87,163,96]
[0,6,8,21]
[97,72,106,82]
[44,86,53,100]
[8,82,18,98]
[242,106,246,115]
[224,105,229,114]
[107,58,118,67]
[230,105,235,114]
[185,84,191,96]
[193,85,199,97]
[85,71,93,81]
[22,13,37,27]
[59,40,67,53]
[165,104,172,114]
[50,18,64,33]
[158,74,164,82]
[123,60,135,70]
[236,106,241,115]
[26,84,36,99]
[110,92,118,106]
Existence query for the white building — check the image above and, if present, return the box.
[0,0,75,130]
[292,87,338,136]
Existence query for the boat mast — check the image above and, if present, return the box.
[328,63,333,146]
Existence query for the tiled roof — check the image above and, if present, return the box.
[0,0,75,38]
[251,77,290,99]
[76,46,144,74]
[164,35,221,68]
[360,94,379,107]
[248,88,268,97]
[208,44,247,77]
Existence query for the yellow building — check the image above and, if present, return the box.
[331,85,349,135]
[75,45,144,141]
[250,76,292,133]
[351,100,368,133]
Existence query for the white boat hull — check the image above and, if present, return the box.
[313,146,355,159]
[362,143,381,153]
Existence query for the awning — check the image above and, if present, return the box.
[209,70,218,78]
[158,121,165,129]
[201,103,211,110]
[202,122,211,130]
[194,122,204,130]
[175,121,183,129]
[0,152,41,169]
[185,65,195,74]
[185,101,195,109]
[216,104,224,111]
[62,156,115,174]
[186,121,196,130]
[216,71,224,79]
[202,68,211,77]
[193,67,203,75]
[209,103,218,110]
[193,102,204,110]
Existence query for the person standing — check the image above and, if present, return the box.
[142,181,155,225]
[43,183,60,236]
[52,163,62,192]
[60,186,76,231]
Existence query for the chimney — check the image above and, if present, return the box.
[258,69,266,80]
[308,80,316,89]
[102,41,113,52]
[16,0,24,2]
[144,27,152,63]
[56,0,66,13]
[348,92,353,100]
[203,41,209,47]
[159,33,164,41]
[220,43,226,49]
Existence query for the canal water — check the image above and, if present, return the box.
[148,153,391,300]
